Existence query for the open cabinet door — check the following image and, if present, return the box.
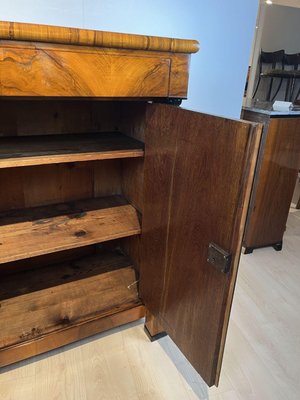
[140,103,261,387]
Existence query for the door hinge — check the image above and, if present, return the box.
[207,242,232,274]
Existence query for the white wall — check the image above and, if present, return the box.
[271,0,300,8]
[0,0,259,119]
[261,4,300,53]
[251,4,300,102]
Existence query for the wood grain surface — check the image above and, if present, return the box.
[140,104,261,386]
[0,160,124,212]
[0,43,173,97]
[0,248,132,300]
[0,305,145,369]
[0,250,144,366]
[0,132,144,168]
[243,116,300,249]
[0,100,120,137]
[1,208,299,398]
[0,251,140,348]
[0,21,199,53]
[0,195,141,264]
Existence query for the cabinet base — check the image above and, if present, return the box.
[273,241,283,251]
[144,325,167,342]
[0,305,145,368]
[144,310,167,342]
[243,240,283,254]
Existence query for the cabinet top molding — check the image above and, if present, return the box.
[0,21,199,54]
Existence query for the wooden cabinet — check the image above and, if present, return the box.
[242,107,300,253]
[0,21,261,387]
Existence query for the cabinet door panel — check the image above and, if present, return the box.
[140,104,261,386]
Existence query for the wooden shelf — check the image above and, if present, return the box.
[0,249,142,357]
[0,133,144,168]
[0,196,141,264]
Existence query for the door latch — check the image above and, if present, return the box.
[207,242,232,274]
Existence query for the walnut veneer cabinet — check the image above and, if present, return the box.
[242,104,300,254]
[0,21,261,387]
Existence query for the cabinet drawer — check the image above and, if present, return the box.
[0,43,171,97]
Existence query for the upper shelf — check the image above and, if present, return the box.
[0,132,144,168]
[0,21,199,54]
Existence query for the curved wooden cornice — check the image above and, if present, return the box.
[0,21,199,54]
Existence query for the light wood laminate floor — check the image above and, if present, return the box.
[1,182,300,400]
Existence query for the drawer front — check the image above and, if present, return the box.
[0,44,171,97]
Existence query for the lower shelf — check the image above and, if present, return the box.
[0,249,144,367]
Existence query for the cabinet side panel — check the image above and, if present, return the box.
[244,117,300,248]
[119,103,147,273]
[168,54,190,98]
[140,105,177,315]
[119,102,146,212]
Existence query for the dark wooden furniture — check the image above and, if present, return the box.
[242,104,300,254]
[0,21,261,387]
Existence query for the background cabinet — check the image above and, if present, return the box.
[242,107,300,253]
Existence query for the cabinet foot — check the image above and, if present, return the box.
[144,310,166,342]
[144,325,167,342]
[273,241,283,251]
[243,247,254,254]
[243,241,283,254]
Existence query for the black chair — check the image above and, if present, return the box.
[270,53,300,101]
[286,53,300,102]
[253,49,285,101]
[294,82,300,102]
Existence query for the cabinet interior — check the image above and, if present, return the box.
[0,100,147,357]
